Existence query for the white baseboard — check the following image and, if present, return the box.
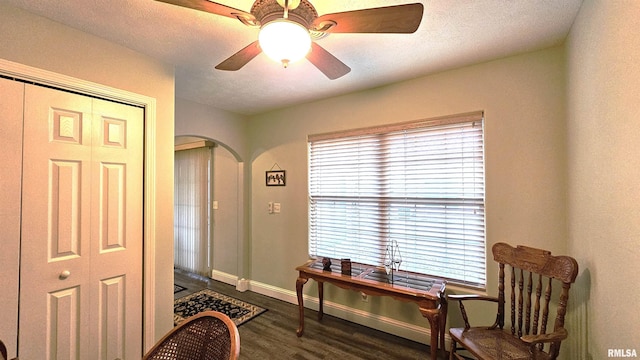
[210,270,250,292]
[236,278,250,292]
[211,270,238,287]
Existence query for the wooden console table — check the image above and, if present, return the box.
[295,258,447,360]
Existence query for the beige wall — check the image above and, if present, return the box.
[566,0,640,358]
[175,98,249,161]
[247,46,567,332]
[211,145,242,276]
[0,2,176,348]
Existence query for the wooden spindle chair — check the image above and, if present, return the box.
[448,242,578,360]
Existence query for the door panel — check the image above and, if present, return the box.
[98,275,126,360]
[0,77,24,360]
[90,98,143,360]
[49,160,83,259]
[47,287,82,359]
[19,84,143,359]
[20,84,93,360]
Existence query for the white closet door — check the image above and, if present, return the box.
[19,84,143,359]
[0,77,24,360]
[89,97,144,360]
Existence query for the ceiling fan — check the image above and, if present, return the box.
[155,0,424,79]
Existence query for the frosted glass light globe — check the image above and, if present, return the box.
[258,19,311,67]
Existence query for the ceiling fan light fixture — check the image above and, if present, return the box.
[258,19,311,68]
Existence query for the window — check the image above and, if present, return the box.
[308,111,486,288]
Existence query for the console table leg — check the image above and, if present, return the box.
[318,281,324,321]
[439,296,448,359]
[296,277,308,337]
[419,307,441,360]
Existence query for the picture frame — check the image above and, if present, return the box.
[266,170,286,186]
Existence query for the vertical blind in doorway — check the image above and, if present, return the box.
[174,146,212,276]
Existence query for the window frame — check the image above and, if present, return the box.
[308,111,486,289]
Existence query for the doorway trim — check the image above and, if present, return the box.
[0,58,159,350]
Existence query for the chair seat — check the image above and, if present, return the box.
[449,327,551,360]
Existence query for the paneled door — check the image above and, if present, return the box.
[0,75,24,360]
[18,84,143,359]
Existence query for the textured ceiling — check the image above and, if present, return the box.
[3,0,583,115]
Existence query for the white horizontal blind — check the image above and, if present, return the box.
[308,112,486,288]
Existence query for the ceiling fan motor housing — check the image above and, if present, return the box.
[251,0,317,29]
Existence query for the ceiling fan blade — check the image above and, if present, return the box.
[312,3,423,34]
[155,0,256,24]
[215,41,262,71]
[306,42,351,80]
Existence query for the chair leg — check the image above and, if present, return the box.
[449,339,456,360]
[449,338,468,360]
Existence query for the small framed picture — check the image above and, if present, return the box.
[266,170,286,186]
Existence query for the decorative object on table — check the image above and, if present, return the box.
[321,257,332,271]
[174,284,187,294]
[340,258,352,276]
[384,240,402,283]
[266,163,286,186]
[174,288,266,327]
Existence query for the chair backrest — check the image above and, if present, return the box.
[492,242,578,357]
[143,311,240,360]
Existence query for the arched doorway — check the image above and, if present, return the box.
[174,136,242,283]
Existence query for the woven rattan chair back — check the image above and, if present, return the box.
[143,311,240,360]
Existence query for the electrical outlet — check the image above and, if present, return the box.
[268,202,273,214]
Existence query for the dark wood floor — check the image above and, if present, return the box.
[173,269,439,359]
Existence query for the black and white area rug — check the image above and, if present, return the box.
[173,288,267,327]
[174,284,187,294]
